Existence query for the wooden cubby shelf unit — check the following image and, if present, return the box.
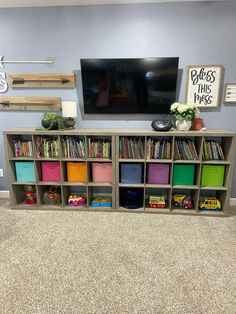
[4,129,236,216]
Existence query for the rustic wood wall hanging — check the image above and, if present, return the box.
[8,73,75,89]
[224,83,236,104]
[0,96,61,111]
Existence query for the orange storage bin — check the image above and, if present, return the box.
[67,162,87,182]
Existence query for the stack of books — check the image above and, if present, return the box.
[88,138,111,158]
[203,141,224,160]
[174,139,198,160]
[13,139,33,157]
[119,137,144,159]
[36,136,59,158]
[146,138,171,159]
[62,136,85,158]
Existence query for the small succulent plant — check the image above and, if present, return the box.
[42,112,64,130]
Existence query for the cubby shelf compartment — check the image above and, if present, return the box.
[147,159,172,163]
[4,128,236,215]
[173,160,201,164]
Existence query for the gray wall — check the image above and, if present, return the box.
[0,1,236,195]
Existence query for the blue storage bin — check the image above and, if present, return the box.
[15,161,35,182]
[120,163,142,184]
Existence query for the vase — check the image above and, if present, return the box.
[192,118,204,131]
[41,119,58,130]
[176,120,192,131]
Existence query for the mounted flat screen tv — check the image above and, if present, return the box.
[80,57,179,114]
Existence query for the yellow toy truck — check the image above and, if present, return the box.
[172,194,193,209]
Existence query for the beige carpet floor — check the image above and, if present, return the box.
[0,199,235,314]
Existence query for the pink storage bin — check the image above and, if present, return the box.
[92,162,112,183]
[42,161,61,182]
[147,164,169,184]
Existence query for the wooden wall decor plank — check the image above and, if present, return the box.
[0,96,61,111]
[8,73,75,89]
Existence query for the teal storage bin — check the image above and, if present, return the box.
[15,161,35,182]
[172,164,195,185]
[201,165,225,187]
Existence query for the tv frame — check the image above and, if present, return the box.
[76,57,180,121]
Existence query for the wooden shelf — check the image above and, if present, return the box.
[3,128,236,215]
[146,159,172,163]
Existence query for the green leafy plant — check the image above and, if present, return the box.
[42,112,64,130]
[170,102,200,121]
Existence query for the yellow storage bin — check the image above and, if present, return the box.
[67,162,87,182]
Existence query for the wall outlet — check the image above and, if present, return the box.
[0,169,4,177]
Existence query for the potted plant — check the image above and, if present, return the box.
[41,112,64,130]
[170,102,200,131]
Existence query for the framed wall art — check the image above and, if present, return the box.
[224,83,236,104]
[185,64,223,108]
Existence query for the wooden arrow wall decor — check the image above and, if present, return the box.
[8,73,75,89]
[0,96,61,111]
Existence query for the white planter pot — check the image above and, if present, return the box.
[176,120,192,131]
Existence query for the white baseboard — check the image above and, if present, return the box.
[0,190,10,198]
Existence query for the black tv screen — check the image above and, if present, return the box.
[80,57,179,114]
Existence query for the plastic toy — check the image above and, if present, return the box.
[24,185,37,205]
[149,195,166,208]
[43,187,61,205]
[25,191,37,204]
[199,197,221,211]
[90,197,112,207]
[68,194,86,206]
[172,194,193,209]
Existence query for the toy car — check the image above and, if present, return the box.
[149,195,166,208]
[68,194,86,206]
[172,194,193,209]
[199,197,221,211]
[90,197,112,207]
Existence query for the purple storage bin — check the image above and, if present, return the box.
[147,164,170,184]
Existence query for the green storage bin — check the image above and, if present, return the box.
[201,165,225,187]
[172,164,195,185]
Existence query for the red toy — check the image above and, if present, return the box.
[24,185,37,204]
[25,191,37,204]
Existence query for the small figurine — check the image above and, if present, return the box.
[68,194,86,206]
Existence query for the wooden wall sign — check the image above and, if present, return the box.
[224,84,236,104]
[185,65,223,108]
[8,73,75,89]
[0,96,61,111]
